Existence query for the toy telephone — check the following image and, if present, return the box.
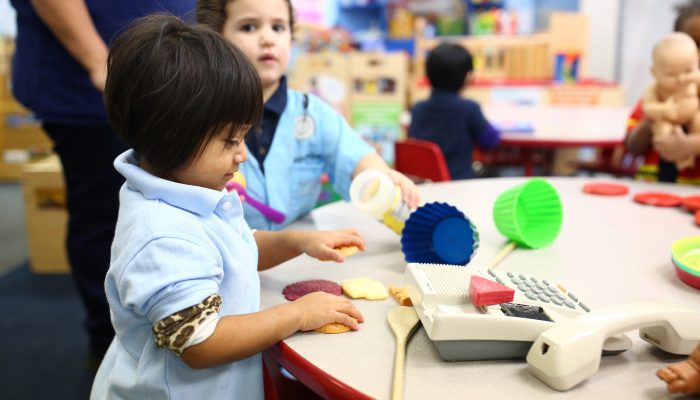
[526,302,700,391]
[404,263,632,361]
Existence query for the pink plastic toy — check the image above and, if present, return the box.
[469,275,515,307]
[225,181,285,224]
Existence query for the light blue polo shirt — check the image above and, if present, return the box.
[91,150,262,400]
[240,89,374,230]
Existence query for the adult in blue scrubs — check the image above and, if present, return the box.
[10,0,194,364]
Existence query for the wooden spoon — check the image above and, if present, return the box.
[387,306,421,400]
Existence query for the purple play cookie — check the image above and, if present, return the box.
[282,279,342,301]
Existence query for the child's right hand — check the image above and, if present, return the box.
[292,292,364,332]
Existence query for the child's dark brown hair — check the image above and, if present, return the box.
[196,0,295,34]
[104,13,262,174]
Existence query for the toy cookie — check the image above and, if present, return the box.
[282,279,342,301]
[342,277,388,300]
[314,322,353,334]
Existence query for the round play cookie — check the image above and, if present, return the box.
[582,182,629,196]
[633,192,682,207]
[282,279,342,301]
[314,322,352,334]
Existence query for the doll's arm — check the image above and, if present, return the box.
[642,86,674,120]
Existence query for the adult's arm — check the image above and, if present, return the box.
[30,0,108,91]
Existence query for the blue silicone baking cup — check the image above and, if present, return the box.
[401,202,479,265]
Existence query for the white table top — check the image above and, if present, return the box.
[260,177,700,399]
[484,106,631,145]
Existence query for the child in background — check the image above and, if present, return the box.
[196,0,421,230]
[626,0,700,184]
[91,14,364,399]
[408,42,500,180]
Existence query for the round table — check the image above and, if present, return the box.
[260,177,700,399]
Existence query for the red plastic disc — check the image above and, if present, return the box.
[696,210,700,227]
[682,196,700,213]
[582,182,629,196]
[633,192,682,207]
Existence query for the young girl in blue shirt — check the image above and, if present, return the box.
[91,14,365,400]
[197,0,421,230]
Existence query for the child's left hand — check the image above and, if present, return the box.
[385,169,421,209]
[297,229,366,263]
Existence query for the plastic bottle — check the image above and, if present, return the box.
[349,169,412,234]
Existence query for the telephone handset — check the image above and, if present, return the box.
[526,302,700,391]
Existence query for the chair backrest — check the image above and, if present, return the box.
[394,138,451,182]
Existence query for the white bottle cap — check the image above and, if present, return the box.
[349,169,398,219]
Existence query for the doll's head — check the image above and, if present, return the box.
[652,32,700,92]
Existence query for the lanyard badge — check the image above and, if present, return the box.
[294,93,315,140]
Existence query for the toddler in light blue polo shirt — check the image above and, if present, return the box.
[91,14,365,400]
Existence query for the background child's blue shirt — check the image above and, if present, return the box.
[91,150,262,400]
[409,89,500,180]
[240,88,374,230]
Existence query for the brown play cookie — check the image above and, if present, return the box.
[389,286,413,306]
[314,322,352,334]
[282,279,342,301]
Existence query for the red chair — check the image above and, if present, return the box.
[394,139,451,182]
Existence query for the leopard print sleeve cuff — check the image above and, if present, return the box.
[152,294,222,356]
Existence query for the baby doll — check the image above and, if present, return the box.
[642,32,700,170]
[657,342,700,395]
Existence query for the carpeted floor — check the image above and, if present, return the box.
[0,263,94,399]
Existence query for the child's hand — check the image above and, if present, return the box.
[296,229,366,262]
[385,169,421,209]
[293,291,364,331]
[654,125,691,162]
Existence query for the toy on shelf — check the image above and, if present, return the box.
[489,178,563,269]
[225,174,285,224]
[294,24,355,54]
[642,32,700,171]
[657,342,700,395]
[553,52,580,83]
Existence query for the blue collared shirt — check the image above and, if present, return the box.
[409,89,500,179]
[91,150,262,400]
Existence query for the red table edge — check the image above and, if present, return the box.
[265,342,374,400]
